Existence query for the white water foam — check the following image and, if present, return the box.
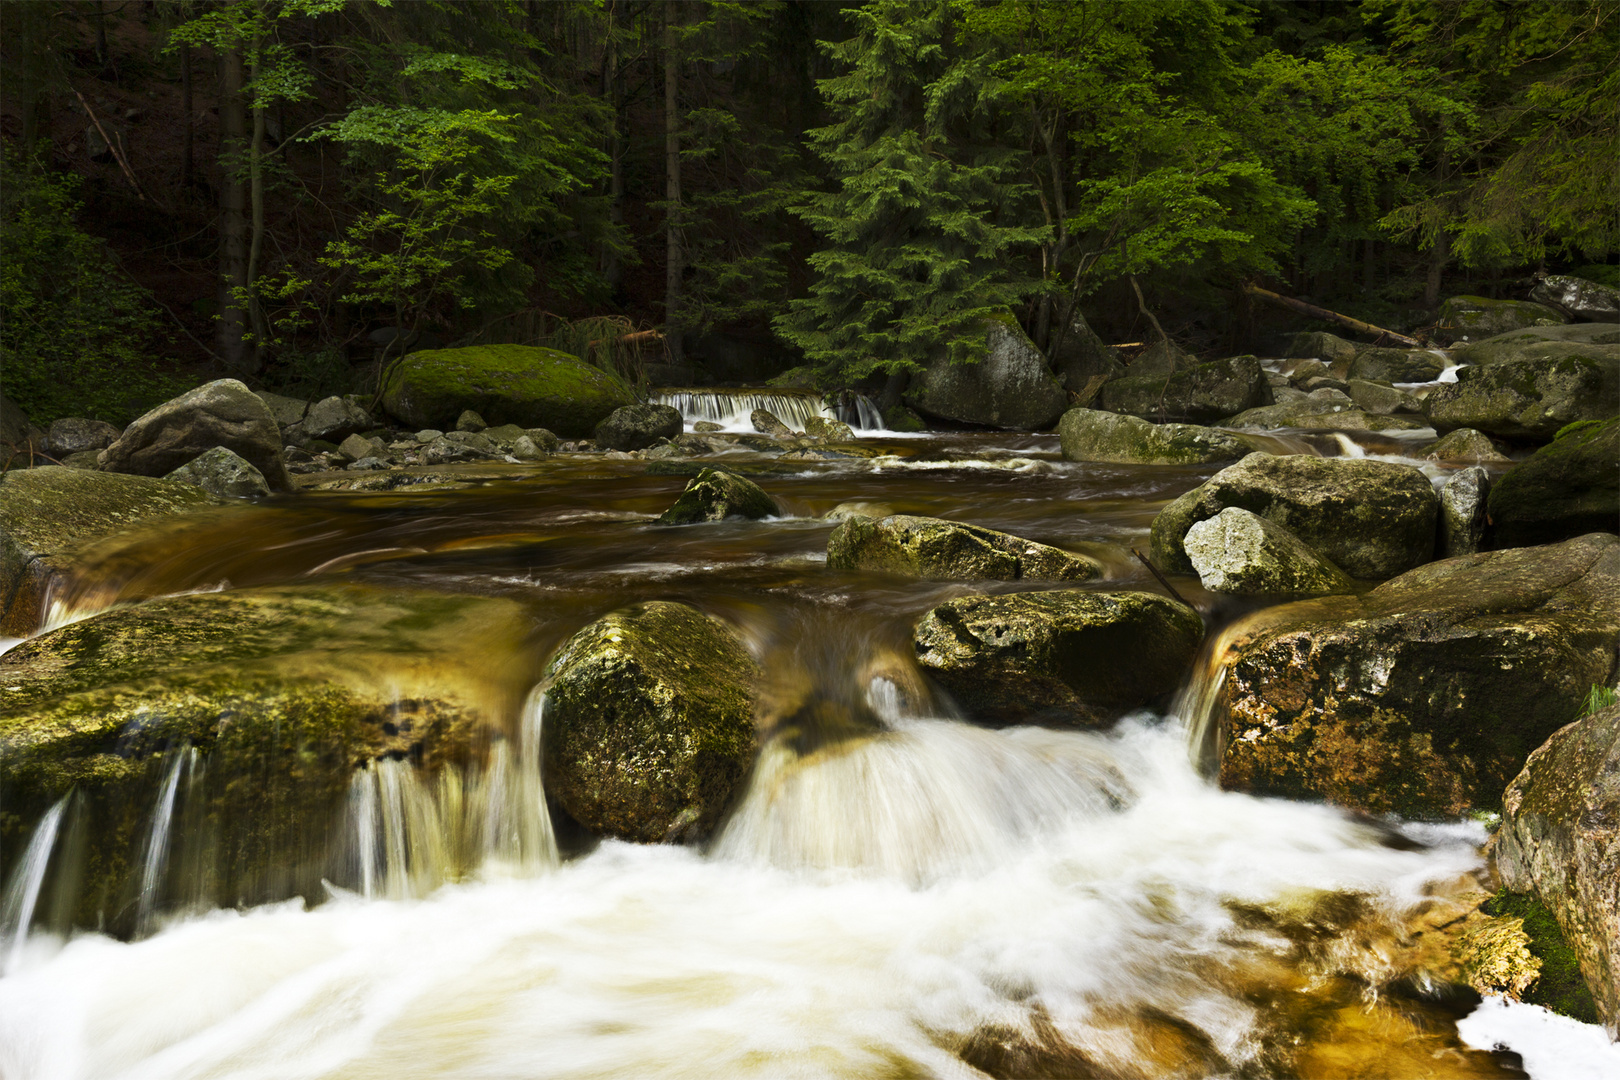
[652,389,887,435]
[1459,996,1620,1079]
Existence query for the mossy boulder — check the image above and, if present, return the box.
[594,403,683,451]
[541,601,760,842]
[828,514,1101,582]
[1528,275,1620,323]
[1347,348,1448,383]
[0,584,540,932]
[1222,391,1429,432]
[1423,428,1511,464]
[913,590,1203,726]
[0,467,225,636]
[1487,417,1620,547]
[1436,295,1568,342]
[379,345,635,437]
[904,316,1070,430]
[1425,353,1620,441]
[98,379,294,491]
[1494,703,1620,1036]
[1213,533,1620,819]
[1049,310,1125,392]
[1100,355,1272,424]
[165,446,272,499]
[657,467,779,524]
[1057,408,1250,465]
[1438,466,1491,557]
[1150,453,1438,580]
[1183,507,1357,597]
[1452,322,1620,366]
[1286,331,1360,367]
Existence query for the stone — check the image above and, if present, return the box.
[455,409,487,432]
[1128,338,1200,377]
[658,467,779,525]
[1300,376,1351,394]
[1100,355,1272,424]
[0,583,538,931]
[1438,466,1491,557]
[165,446,273,499]
[1494,702,1620,1037]
[803,415,855,442]
[97,379,294,491]
[1221,396,1428,432]
[1436,295,1568,342]
[882,404,927,432]
[1424,353,1620,440]
[1,391,46,468]
[524,428,560,452]
[596,403,684,451]
[750,408,797,438]
[1057,408,1249,465]
[347,456,390,471]
[480,423,527,446]
[1528,275,1620,323]
[542,601,760,842]
[1287,331,1360,367]
[1214,533,1620,818]
[414,429,444,443]
[44,417,122,458]
[1183,507,1357,597]
[300,395,373,442]
[1345,379,1414,415]
[1289,359,1334,383]
[509,436,549,462]
[827,514,1101,582]
[913,590,1203,726]
[905,316,1069,430]
[1423,428,1511,464]
[1347,348,1448,383]
[1453,322,1620,366]
[337,433,386,463]
[1150,453,1438,579]
[62,451,102,470]
[253,391,310,427]
[1487,418,1620,547]
[1049,310,1124,392]
[825,501,894,522]
[379,345,636,437]
[693,420,724,433]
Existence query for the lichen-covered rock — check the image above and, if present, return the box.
[0,584,538,931]
[1287,331,1360,367]
[1528,275,1620,323]
[882,404,927,432]
[1183,507,1356,597]
[1101,355,1271,424]
[0,466,225,635]
[253,391,310,427]
[1487,417,1620,547]
[1150,453,1438,579]
[44,417,122,458]
[1423,428,1511,464]
[455,409,487,432]
[1057,408,1249,465]
[1439,466,1491,557]
[1436,295,1568,342]
[1049,310,1125,392]
[1347,348,1448,383]
[165,446,272,499]
[749,408,796,438]
[98,379,294,491]
[1214,533,1620,819]
[904,316,1069,430]
[913,590,1203,726]
[1221,397,1427,432]
[379,345,635,437]
[299,395,373,442]
[828,514,1101,582]
[1453,322,1620,366]
[595,403,683,451]
[658,467,779,524]
[803,415,855,441]
[542,601,760,842]
[1494,702,1620,1037]
[1345,379,1418,416]
[1425,353,1620,440]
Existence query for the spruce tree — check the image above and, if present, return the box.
[773,0,1047,382]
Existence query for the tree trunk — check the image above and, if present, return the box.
[600,8,624,293]
[181,45,194,188]
[217,46,251,373]
[1424,230,1450,309]
[663,0,683,363]
[247,43,268,367]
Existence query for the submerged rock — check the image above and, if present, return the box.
[1057,408,1249,465]
[379,345,635,437]
[0,466,224,635]
[1100,355,1271,424]
[904,316,1069,430]
[1494,702,1620,1037]
[165,446,272,499]
[1150,453,1438,580]
[595,403,683,451]
[1487,417,1620,547]
[658,467,779,524]
[827,515,1101,582]
[1425,353,1620,440]
[542,601,760,843]
[913,590,1203,726]
[98,379,294,491]
[1183,508,1356,597]
[1214,533,1620,818]
[1438,466,1491,557]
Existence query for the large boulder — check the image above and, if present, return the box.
[1438,466,1491,557]
[1528,275,1620,323]
[97,379,294,491]
[657,467,779,524]
[0,467,224,635]
[1213,533,1620,818]
[1436,295,1568,342]
[1150,453,1438,579]
[913,590,1203,726]
[542,601,760,843]
[1057,408,1250,466]
[165,446,272,499]
[1101,355,1271,424]
[1452,322,1620,366]
[1487,418,1620,547]
[1286,331,1360,367]
[1183,507,1356,597]
[0,583,539,931]
[379,345,636,438]
[1,390,46,469]
[298,395,373,443]
[827,515,1101,583]
[595,403,683,451]
[1424,353,1620,440]
[1049,310,1125,393]
[1494,702,1620,1037]
[44,417,122,458]
[1221,395,1428,432]
[253,391,310,427]
[1347,348,1448,383]
[1423,428,1510,464]
[904,317,1069,430]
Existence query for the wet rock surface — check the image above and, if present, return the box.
[1527,275,1620,323]
[1487,417,1620,547]
[1057,408,1250,465]
[1183,507,1356,597]
[98,379,294,491]
[1347,348,1447,383]
[379,345,635,436]
[1424,428,1511,464]
[1425,353,1620,440]
[165,445,273,499]
[594,403,683,451]
[1438,466,1491,557]
[828,514,1101,582]
[657,467,780,524]
[1436,295,1568,341]
[905,317,1069,430]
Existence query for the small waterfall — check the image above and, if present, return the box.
[1,796,68,974]
[651,389,885,433]
[135,747,195,936]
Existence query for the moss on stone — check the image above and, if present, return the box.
[380,345,635,436]
[828,514,1101,583]
[1484,890,1600,1023]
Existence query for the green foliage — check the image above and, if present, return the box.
[1577,683,1619,718]
[0,153,185,425]
[1483,889,1599,1023]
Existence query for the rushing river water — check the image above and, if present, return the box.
[0,418,1602,1078]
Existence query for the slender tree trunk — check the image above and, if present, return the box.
[247,42,269,367]
[663,0,683,363]
[218,46,250,373]
[181,45,194,188]
[1424,230,1449,309]
[600,9,624,293]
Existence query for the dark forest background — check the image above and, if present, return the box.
[2,0,1615,424]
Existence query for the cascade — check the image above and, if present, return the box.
[0,796,67,974]
[651,388,886,433]
[135,747,194,936]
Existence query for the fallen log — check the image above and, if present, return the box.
[1243,284,1422,348]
